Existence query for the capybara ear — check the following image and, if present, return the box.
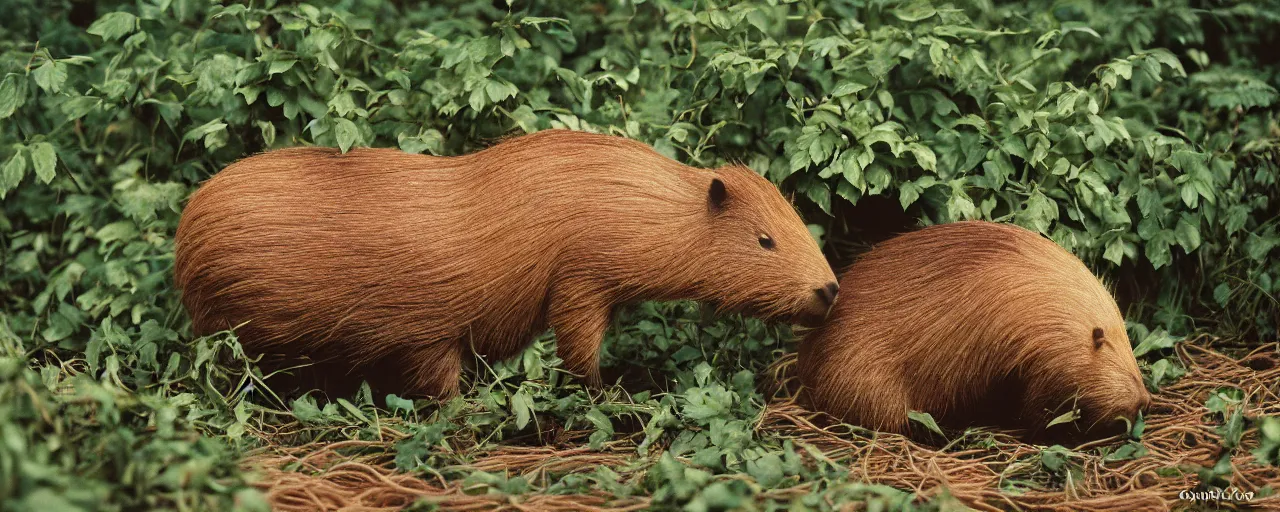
[708,178,728,213]
[1092,327,1106,350]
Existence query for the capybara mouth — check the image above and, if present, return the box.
[1042,406,1139,441]
[790,309,831,328]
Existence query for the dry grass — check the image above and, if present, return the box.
[244,339,1280,511]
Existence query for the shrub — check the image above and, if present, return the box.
[1,0,1277,508]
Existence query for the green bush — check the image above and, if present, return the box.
[1,0,1278,509]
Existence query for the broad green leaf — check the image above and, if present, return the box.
[31,142,56,184]
[1132,328,1177,357]
[334,118,360,153]
[898,181,922,209]
[746,452,784,487]
[0,74,24,119]
[336,398,371,423]
[1,151,27,196]
[87,12,139,41]
[94,221,138,244]
[1046,410,1079,428]
[906,142,936,172]
[907,410,945,436]
[1175,216,1202,253]
[33,61,67,93]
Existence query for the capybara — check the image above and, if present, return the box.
[175,130,839,398]
[798,221,1151,439]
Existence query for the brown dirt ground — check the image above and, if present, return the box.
[244,339,1280,511]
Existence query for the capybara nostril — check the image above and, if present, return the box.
[815,282,839,307]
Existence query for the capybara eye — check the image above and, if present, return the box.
[1092,327,1105,349]
[758,234,775,250]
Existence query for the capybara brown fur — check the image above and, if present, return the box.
[175,130,838,398]
[798,221,1151,440]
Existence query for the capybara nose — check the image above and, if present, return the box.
[814,282,840,308]
[1138,390,1152,412]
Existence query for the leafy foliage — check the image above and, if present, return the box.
[2,0,1279,509]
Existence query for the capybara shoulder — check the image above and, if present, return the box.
[798,220,1150,440]
[175,130,838,397]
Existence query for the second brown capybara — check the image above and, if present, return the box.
[798,221,1151,440]
[175,130,839,398]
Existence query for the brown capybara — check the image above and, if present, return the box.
[798,221,1151,440]
[175,130,838,398]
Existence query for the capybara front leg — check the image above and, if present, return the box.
[549,303,612,388]
[402,342,463,399]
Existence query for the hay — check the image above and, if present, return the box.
[244,340,1280,511]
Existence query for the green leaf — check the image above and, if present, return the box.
[907,410,944,436]
[1145,235,1173,269]
[0,74,25,119]
[746,452,784,487]
[1148,358,1185,389]
[1,151,27,196]
[182,120,228,146]
[1174,216,1201,253]
[336,398,371,423]
[31,142,56,184]
[94,221,138,244]
[1213,283,1232,306]
[1039,445,1072,473]
[511,388,533,429]
[1132,328,1177,357]
[906,142,936,172]
[804,182,831,215]
[87,12,139,41]
[268,59,297,75]
[291,396,324,423]
[1046,410,1079,428]
[584,408,612,434]
[1245,233,1277,262]
[1103,237,1126,265]
[893,3,936,22]
[831,81,867,97]
[586,407,613,449]
[334,118,360,153]
[945,181,975,221]
[898,181,922,209]
[33,60,67,93]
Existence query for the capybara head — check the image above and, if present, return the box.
[1019,284,1153,437]
[799,221,1151,440]
[697,165,839,326]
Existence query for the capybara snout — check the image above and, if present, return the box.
[799,221,1148,440]
[1085,361,1153,433]
[793,281,839,327]
[815,282,839,308]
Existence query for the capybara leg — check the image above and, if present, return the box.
[402,343,463,399]
[870,387,913,435]
[549,303,612,388]
[817,378,912,434]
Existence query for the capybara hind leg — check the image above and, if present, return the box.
[549,302,611,388]
[402,344,463,399]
